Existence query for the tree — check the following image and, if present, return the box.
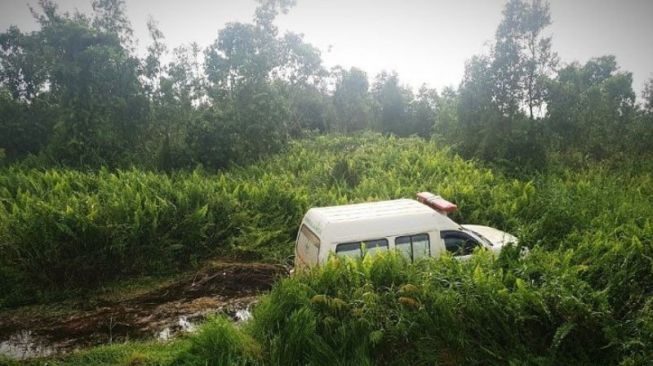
[438,0,556,171]
[0,22,56,159]
[332,67,372,133]
[633,78,653,156]
[151,43,205,170]
[0,87,55,160]
[546,56,636,158]
[276,32,329,135]
[91,0,133,48]
[493,0,557,120]
[282,81,332,135]
[0,26,49,101]
[371,71,413,136]
[644,78,653,114]
[278,32,325,87]
[457,56,503,158]
[192,0,300,168]
[187,81,290,169]
[411,85,439,138]
[204,23,270,95]
[0,0,149,166]
[204,0,299,95]
[254,0,296,32]
[433,87,459,141]
[142,18,167,100]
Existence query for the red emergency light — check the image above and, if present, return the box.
[417,192,457,215]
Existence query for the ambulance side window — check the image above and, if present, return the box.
[395,233,430,262]
[441,231,479,256]
[335,242,362,258]
[336,239,388,259]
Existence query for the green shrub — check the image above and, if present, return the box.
[173,316,262,366]
[0,169,238,304]
[246,248,650,365]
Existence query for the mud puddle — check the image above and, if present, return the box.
[0,262,286,360]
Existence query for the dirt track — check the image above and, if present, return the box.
[0,262,287,359]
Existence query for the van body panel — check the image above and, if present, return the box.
[294,198,518,268]
[295,199,462,267]
[295,224,321,269]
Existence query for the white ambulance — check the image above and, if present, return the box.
[294,192,517,268]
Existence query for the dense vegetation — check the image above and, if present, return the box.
[0,134,516,305]
[2,133,652,364]
[1,0,652,173]
[5,132,652,306]
[248,244,652,365]
[1,0,653,364]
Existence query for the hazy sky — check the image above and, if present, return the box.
[1,0,652,94]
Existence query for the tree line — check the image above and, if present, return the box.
[1,0,652,172]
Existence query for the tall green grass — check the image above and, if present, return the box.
[16,248,651,365]
[3,133,652,364]
[1,133,652,309]
[245,249,652,365]
[0,134,522,305]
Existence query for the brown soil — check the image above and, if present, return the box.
[0,262,286,359]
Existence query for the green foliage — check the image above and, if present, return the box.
[493,0,558,120]
[644,78,653,114]
[332,67,373,133]
[173,316,262,366]
[372,71,413,136]
[0,84,55,162]
[546,56,638,159]
[331,157,360,188]
[2,134,652,310]
[411,86,439,138]
[0,133,502,304]
[5,339,191,366]
[245,241,652,365]
[3,0,652,173]
[1,1,652,364]
[452,11,554,173]
[435,0,651,171]
[40,240,652,365]
[0,168,237,304]
[3,133,652,365]
[0,1,149,167]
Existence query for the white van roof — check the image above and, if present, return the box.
[302,199,461,243]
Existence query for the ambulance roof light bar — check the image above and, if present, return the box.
[416,192,457,216]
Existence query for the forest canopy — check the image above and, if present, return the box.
[1,0,652,173]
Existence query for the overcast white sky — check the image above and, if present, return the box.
[1,0,652,94]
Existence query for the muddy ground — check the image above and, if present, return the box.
[0,262,287,360]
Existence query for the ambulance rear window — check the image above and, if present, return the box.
[296,225,320,265]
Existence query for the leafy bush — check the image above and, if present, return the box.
[162,243,650,365]
[173,316,261,366]
[246,245,651,365]
[0,169,238,304]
